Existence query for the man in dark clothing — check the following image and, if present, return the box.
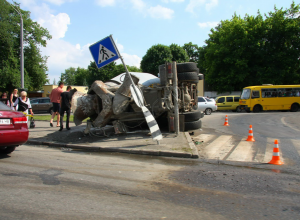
[59,86,72,131]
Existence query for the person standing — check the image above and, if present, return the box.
[10,89,19,110]
[14,91,33,127]
[49,82,64,127]
[1,93,10,106]
[59,86,72,131]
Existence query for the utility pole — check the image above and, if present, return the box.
[8,1,24,89]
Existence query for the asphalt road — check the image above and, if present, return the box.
[1,111,300,219]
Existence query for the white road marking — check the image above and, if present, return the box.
[193,134,215,143]
[204,135,232,159]
[226,138,254,162]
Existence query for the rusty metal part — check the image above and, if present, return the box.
[88,81,115,127]
[113,74,140,115]
[71,91,99,126]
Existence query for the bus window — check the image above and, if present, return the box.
[251,90,260,99]
[241,89,251,99]
[293,89,300,97]
[277,89,285,97]
[262,89,272,98]
[285,88,293,97]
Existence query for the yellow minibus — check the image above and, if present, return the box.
[239,84,300,112]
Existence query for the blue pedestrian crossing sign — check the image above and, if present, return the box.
[89,35,120,69]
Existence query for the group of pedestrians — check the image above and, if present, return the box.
[1,82,72,131]
[49,82,72,131]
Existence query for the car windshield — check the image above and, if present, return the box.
[0,101,11,110]
[241,89,251,99]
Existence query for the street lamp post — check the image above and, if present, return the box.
[9,2,24,89]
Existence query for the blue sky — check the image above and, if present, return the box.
[14,0,299,84]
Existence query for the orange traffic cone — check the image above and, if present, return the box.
[246,125,255,142]
[223,115,229,126]
[268,140,284,165]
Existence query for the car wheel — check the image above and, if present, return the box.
[180,110,203,122]
[176,62,198,73]
[205,108,212,115]
[0,146,16,154]
[49,107,53,115]
[236,106,242,112]
[177,72,199,82]
[253,105,261,113]
[184,119,202,131]
[290,103,299,112]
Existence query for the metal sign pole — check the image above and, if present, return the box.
[109,35,143,107]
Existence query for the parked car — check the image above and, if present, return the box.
[215,95,241,112]
[30,97,53,115]
[198,97,217,115]
[0,101,29,154]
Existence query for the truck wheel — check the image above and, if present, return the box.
[180,110,203,122]
[184,119,202,131]
[290,103,299,112]
[253,105,261,113]
[177,62,198,73]
[0,146,16,154]
[177,72,198,82]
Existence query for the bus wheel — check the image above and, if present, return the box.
[290,103,299,112]
[253,105,261,113]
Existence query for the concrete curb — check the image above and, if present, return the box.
[26,139,196,159]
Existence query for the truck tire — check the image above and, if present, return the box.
[180,110,203,122]
[184,119,202,131]
[177,72,199,82]
[177,62,198,73]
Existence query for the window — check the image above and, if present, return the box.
[198,97,206,102]
[251,90,260,98]
[277,89,285,97]
[226,97,233,102]
[30,99,39,104]
[41,98,50,103]
[234,97,240,102]
[241,89,251,99]
[217,97,225,103]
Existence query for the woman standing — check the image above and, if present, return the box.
[1,93,10,106]
[14,91,34,126]
[10,89,19,110]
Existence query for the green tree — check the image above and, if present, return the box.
[140,44,172,75]
[203,2,300,93]
[74,67,89,86]
[61,67,76,85]
[169,43,189,63]
[0,0,51,92]
[183,42,199,62]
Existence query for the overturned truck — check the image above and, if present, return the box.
[71,62,204,134]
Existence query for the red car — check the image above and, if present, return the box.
[0,101,29,154]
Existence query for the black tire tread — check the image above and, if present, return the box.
[177,72,199,81]
[184,119,202,131]
[177,62,198,73]
[180,110,203,122]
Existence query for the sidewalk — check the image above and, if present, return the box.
[26,120,199,158]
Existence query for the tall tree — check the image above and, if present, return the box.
[0,0,51,92]
[140,44,172,75]
[203,2,300,93]
[61,67,76,85]
[169,43,189,63]
[183,42,199,62]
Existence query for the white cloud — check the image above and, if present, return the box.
[198,21,219,28]
[37,13,70,39]
[43,0,74,5]
[148,5,174,19]
[131,0,146,11]
[116,53,141,68]
[186,0,218,14]
[205,0,217,11]
[95,0,115,7]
